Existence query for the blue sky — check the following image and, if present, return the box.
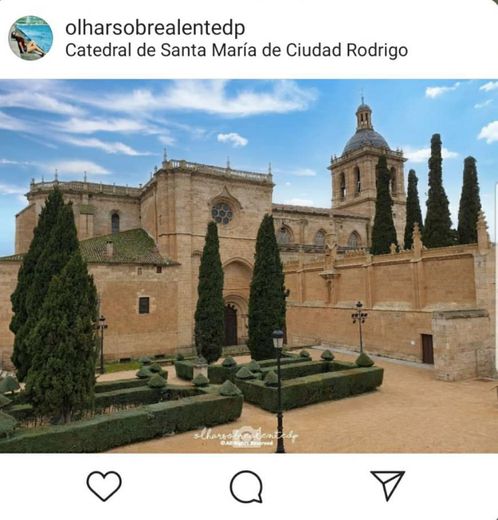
[0,79,496,255]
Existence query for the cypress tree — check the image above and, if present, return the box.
[10,188,65,381]
[403,170,423,249]
[457,156,482,244]
[16,202,79,382]
[423,134,453,248]
[25,252,98,422]
[247,214,287,360]
[371,155,398,255]
[194,221,224,364]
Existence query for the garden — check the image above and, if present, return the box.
[1,191,383,453]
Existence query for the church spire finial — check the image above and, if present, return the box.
[163,147,168,162]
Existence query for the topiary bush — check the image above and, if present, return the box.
[149,363,163,373]
[321,350,334,361]
[264,370,278,387]
[0,376,20,395]
[235,367,256,380]
[176,353,185,361]
[246,360,262,373]
[355,352,375,367]
[222,356,237,368]
[192,374,209,387]
[218,380,242,397]
[139,356,152,365]
[0,394,12,409]
[299,350,311,359]
[148,374,167,389]
[136,367,153,379]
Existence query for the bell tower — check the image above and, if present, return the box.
[328,102,407,246]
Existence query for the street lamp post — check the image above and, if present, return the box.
[351,301,368,354]
[272,329,285,454]
[98,315,108,375]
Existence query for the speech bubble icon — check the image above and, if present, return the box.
[229,470,263,504]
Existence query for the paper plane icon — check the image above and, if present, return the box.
[370,471,405,502]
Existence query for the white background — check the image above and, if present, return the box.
[1,1,498,518]
[0,0,498,78]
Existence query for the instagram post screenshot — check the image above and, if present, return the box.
[0,0,497,518]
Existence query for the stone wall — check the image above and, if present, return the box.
[0,261,181,368]
[284,241,496,380]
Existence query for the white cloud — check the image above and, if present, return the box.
[0,183,25,196]
[284,198,315,206]
[44,161,110,176]
[292,168,317,177]
[425,82,460,99]
[81,80,317,117]
[0,91,83,116]
[285,182,292,187]
[0,111,29,131]
[60,136,151,156]
[0,158,34,166]
[474,99,492,109]
[478,121,498,144]
[158,134,175,146]
[55,117,148,134]
[404,146,459,163]
[480,81,498,92]
[217,132,248,147]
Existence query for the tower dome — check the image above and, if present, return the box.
[342,101,390,154]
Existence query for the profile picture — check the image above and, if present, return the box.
[9,16,53,61]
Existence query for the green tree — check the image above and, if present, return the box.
[10,188,65,381]
[371,155,398,255]
[423,134,453,247]
[403,170,423,249]
[247,214,287,360]
[194,221,225,364]
[457,156,482,244]
[25,252,98,422]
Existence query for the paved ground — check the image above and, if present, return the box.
[102,349,498,453]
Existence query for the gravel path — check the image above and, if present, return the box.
[106,350,498,453]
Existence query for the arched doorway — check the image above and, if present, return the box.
[225,304,238,346]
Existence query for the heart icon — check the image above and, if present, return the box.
[86,471,122,502]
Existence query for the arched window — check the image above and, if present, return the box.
[111,213,120,234]
[314,229,326,247]
[347,231,361,248]
[339,172,346,200]
[354,166,361,194]
[277,225,293,245]
[390,167,397,195]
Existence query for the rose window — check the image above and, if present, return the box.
[211,202,233,225]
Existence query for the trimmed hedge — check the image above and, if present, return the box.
[0,393,243,453]
[175,355,313,383]
[236,366,384,412]
[0,411,17,438]
[7,384,201,422]
[95,378,149,394]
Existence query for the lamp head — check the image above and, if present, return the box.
[272,329,284,349]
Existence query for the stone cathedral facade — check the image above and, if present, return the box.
[0,103,494,381]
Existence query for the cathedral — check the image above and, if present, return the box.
[0,102,494,382]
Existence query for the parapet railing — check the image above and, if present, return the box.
[163,159,273,184]
[29,180,142,197]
